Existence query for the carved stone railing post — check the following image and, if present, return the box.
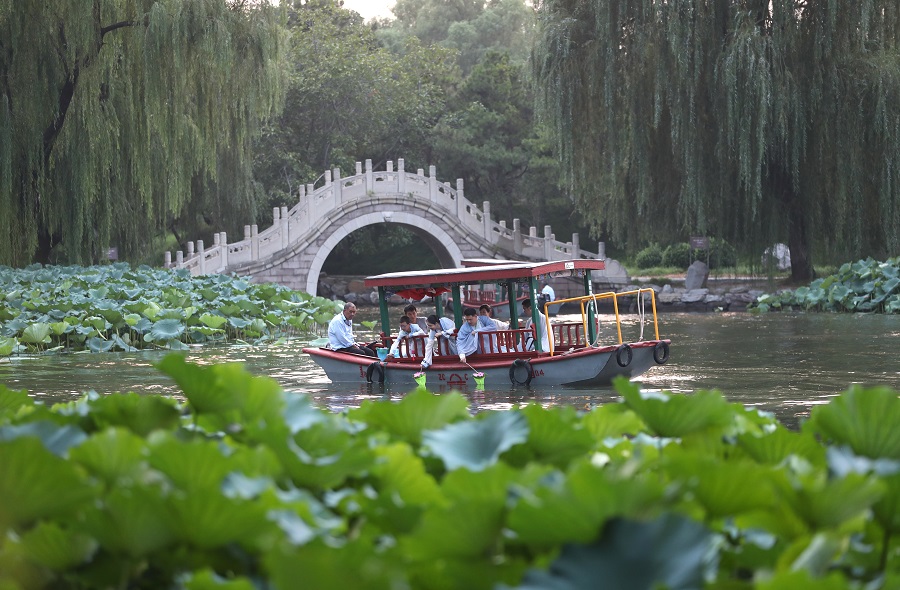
[544,225,554,260]
[220,232,228,268]
[428,165,438,203]
[280,207,288,249]
[176,251,183,265]
[513,219,523,254]
[365,159,373,194]
[398,158,406,193]
[164,251,172,267]
[482,200,491,239]
[572,233,580,257]
[197,240,205,274]
[598,241,606,259]
[251,225,259,260]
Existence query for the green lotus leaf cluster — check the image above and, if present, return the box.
[752,256,900,313]
[2,363,900,589]
[0,264,343,355]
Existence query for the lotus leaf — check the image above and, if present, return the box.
[506,404,595,468]
[164,339,190,350]
[81,485,175,557]
[21,322,52,344]
[808,386,900,459]
[0,421,88,456]
[508,514,712,590]
[755,570,851,589]
[87,337,116,353]
[49,321,71,336]
[423,411,529,472]
[0,437,95,529]
[149,319,185,341]
[0,385,33,414]
[350,389,470,445]
[88,286,108,300]
[18,521,98,570]
[618,379,734,437]
[182,569,256,590]
[68,428,147,485]
[228,317,251,329]
[142,301,162,319]
[88,392,181,437]
[199,313,228,329]
[0,336,16,355]
[507,462,620,547]
[738,426,826,466]
[788,472,885,529]
[581,403,646,440]
[157,307,185,320]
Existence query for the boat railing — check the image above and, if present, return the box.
[476,328,535,357]
[542,288,660,355]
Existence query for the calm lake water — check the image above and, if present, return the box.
[2,310,898,429]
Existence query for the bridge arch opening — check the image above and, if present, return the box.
[306,212,464,294]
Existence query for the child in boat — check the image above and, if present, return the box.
[388,315,424,358]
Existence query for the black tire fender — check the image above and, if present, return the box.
[509,359,533,386]
[615,344,633,368]
[366,362,385,383]
[653,341,670,365]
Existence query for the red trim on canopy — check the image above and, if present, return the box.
[395,287,451,301]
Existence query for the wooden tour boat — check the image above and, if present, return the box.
[303,260,671,387]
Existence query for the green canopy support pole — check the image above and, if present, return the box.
[528,276,542,352]
[506,280,518,328]
[451,284,463,326]
[378,287,390,338]
[584,273,596,345]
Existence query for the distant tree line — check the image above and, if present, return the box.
[3,0,897,279]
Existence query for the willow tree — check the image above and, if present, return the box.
[534,0,900,280]
[0,0,285,265]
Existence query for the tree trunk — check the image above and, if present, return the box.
[786,193,815,283]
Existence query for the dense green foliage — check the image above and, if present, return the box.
[0,264,339,355]
[534,0,900,282]
[0,0,286,266]
[752,256,900,313]
[2,361,900,588]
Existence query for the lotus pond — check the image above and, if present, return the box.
[2,359,900,589]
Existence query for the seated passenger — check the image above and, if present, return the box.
[327,302,376,357]
[388,315,424,358]
[478,304,509,330]
[404,304,429,332]
[521,298,551,353]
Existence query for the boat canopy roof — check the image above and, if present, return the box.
[364,259,606,289]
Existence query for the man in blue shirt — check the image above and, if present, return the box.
[327,302,376,357]
[455,307,481,363]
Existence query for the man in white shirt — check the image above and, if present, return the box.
[327,302,376,357]
[522,298,551,353]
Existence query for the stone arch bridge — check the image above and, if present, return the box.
[166,158,625,295]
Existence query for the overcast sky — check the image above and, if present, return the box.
[341,0,395,21]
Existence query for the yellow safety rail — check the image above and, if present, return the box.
[542,288,660,356]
